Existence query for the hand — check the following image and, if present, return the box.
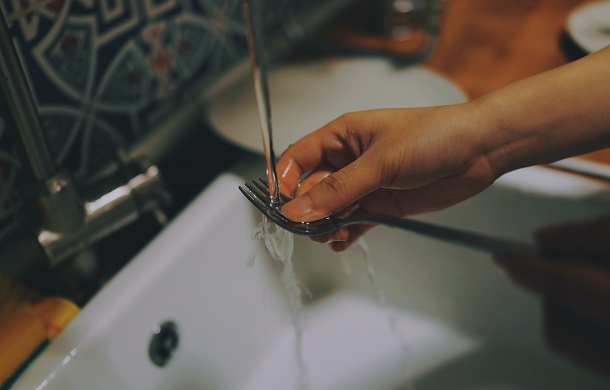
[495,216,610,377]
[276,104,500,251]
[275,46,610,251]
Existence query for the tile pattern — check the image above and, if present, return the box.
[0,0,311,238]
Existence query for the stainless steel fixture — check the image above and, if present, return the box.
[0,0,359,275]
[0,9,170,270]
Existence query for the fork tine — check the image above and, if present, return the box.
[247,182,288,214]
[242,179,544,254]
[245,182,292,221]
[251,179,272,202]
[256,178,292,204]
[240,185,283,221]
[249,179,333,225]
[245,181,271,205]
[240,182,339,236]
[240,184,300,230]
[240,187,278,227]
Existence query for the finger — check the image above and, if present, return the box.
[331,241,350,252]
[281,154,384,222]
[536,216,610,257]
[309,228,349,244]
[543,300,610,377]
[277,117,350,197]
[343,223,376,246]
[495,255,610,330]
[313,203,372,249]
[362,164,494,216]
[330,224,376,252]
[327,205,377,251]
[295,166,333,197]
[310,233,333,244]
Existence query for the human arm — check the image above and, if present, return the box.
[276,46,610,250]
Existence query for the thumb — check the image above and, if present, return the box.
[281,157,382,222]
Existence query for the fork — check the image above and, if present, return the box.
[239,178,541,256]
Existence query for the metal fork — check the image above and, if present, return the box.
[239,178,541,256]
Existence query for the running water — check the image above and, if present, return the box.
[242,2,413,388]
[242,1,307,388]
[345,239,416,390]
[252,219,309,390]
[242,0,280,205]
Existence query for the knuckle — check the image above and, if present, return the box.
[336,112,352,124]
[320,173,349,202]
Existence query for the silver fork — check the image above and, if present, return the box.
[239,178,541,256]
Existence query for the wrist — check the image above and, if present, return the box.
[462,96,516,180]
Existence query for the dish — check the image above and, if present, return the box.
[566,0,610,53]
[206,58,467,155]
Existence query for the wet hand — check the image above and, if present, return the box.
[276,105,499,250]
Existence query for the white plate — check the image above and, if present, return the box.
[207,57,467,155]
[566,0,610,53]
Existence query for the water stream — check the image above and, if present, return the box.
[241,3,412,388]
[253,219,308,390]
[242,0,280,205]
[242,1,307,388]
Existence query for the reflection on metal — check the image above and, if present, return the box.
[38,165,170,266]
[0,7,171,270]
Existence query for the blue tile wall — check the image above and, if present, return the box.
[0,0,311,238]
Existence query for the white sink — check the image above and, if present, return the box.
[13,155,610,390]
[207,57,467,154]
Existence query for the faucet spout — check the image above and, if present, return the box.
[38,165,170,266]
[0,8,85,232]
[0,8,57,181]
[0,8,170,274]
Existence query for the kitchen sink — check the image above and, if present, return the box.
[12,154,610,390]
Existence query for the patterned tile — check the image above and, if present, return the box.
[1,0,248,178]
[0,0,314,232]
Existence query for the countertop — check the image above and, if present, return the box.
[318,0,610,165]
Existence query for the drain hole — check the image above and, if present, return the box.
[149,321,179,367]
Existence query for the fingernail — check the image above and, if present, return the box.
[331,241,348,252]
[330,228,349,242]
[281,195,319,222]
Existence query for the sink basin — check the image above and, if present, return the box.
[207,57,467,154]
[12,155,610,390]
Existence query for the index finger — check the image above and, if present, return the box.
[276,117,348,196]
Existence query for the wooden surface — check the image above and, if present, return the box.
[424,0,593,98]
[318,0,610,164]
[423,0,610,164]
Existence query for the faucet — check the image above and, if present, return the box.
[0,9,170,271]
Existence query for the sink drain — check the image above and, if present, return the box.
[149,321,179,367]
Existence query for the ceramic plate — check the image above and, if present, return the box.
[207,57,467,155]
[566,0,610,53]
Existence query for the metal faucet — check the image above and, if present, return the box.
[0,9,170,269]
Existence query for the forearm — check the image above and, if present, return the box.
[474,46,610,177]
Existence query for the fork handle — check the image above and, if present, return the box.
[349,215,540,256]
